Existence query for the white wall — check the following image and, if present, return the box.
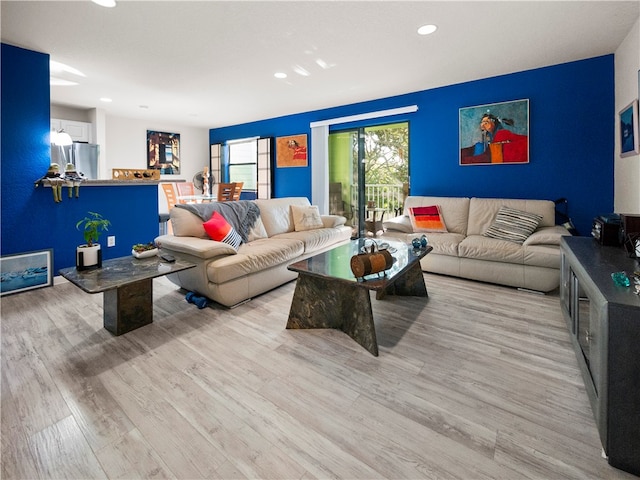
[51,104,210,212]
[614,17,640,214]
[105,115,209,213]
[104,115,209,181]
[51,106,210,181]
[51,104,92,122]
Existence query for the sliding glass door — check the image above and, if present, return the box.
[329,122,409,238]
[328,129,362,236]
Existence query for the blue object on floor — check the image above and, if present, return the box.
[185,291,208,309]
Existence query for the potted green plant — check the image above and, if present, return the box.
[76,211,111,270]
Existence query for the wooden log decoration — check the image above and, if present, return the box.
[350,243,394,278]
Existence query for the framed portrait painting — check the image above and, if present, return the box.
[460,99,529,165]
[147,130,180,174]
[276,134,308,168]
[0,249,53,296]
[619,99,639,157]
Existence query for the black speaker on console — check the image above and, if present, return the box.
[592,214,621,246]
[619,214,640,256]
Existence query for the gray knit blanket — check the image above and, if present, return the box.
[175,200,260,243]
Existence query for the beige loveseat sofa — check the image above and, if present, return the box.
[155,197,352,307]
[381,196,571,292]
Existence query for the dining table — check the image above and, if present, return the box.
[177,194,217,203]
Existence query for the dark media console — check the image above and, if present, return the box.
[560,236,640,475]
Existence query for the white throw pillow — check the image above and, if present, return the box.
[291,205,324,232]
[382,215,413,233]
[523,226,570,246]
[247,216,269,241]
[321,215,347,228]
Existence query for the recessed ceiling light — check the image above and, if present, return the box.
[315,58,336,70]
[91,0,116,7]
[292,65,310,77]
[274,72,287,79]
[100,97,112,103]
[139,105,149,109]
[417,24,437,35]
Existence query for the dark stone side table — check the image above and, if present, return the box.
[59,254,195,335]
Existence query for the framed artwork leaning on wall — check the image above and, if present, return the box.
[0,249,53,296]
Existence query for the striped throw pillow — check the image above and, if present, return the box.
[484,206,542,244]
[202,211,242,250]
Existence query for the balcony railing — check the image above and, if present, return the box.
[350,183,406,218]
[330,182,408,234]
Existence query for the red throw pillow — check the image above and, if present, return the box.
[203,211,242,250]
[409,205,448,233]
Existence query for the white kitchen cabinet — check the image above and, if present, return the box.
[51,118,92,143]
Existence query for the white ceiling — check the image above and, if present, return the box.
[2,1,638,129]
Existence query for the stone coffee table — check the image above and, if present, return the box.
[59,254,195,335]
[286,239,431,356]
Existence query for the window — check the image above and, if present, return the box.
[229,138,257,191]
[223,137,272,199]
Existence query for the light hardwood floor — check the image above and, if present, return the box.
[1,272,636,479]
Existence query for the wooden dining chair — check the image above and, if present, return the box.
[217,182,235,201]
[159,183,178,234]
[217,181,244,201]
[175,181,195,203]
[231,181,243,201]
[160,183,178,210]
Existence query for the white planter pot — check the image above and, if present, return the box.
[132,247,158,259]
[77,244,101,270]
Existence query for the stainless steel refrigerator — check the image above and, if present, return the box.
[51,143,100,179]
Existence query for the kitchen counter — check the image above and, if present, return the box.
[39,179,163,187]
[81,180,162,186]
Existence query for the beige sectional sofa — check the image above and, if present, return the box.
[381,196,572,292]
[155,197,352,307]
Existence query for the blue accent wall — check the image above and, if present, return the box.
[1,44,52,255]
[1,43,614,274]
[1,43,159,273]
[211,55,614,236]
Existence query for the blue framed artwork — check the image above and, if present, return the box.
[460,99,529,165]
[0,249,53,296]
[620,99,639,158]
